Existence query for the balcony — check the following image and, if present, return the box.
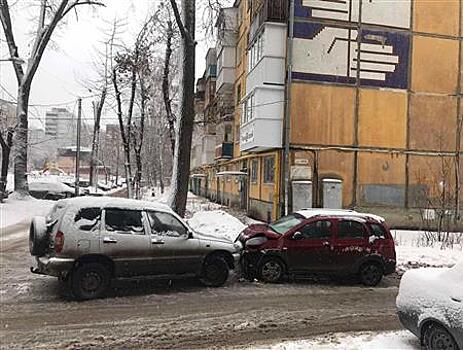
[240,87,284,152]
[215,142,234,160]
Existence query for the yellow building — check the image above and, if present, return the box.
[191,0,463,222]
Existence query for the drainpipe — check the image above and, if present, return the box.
[282,0,295,216]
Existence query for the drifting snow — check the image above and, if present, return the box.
[187,210,246,242]
[251,330,420,349]
[0,198,54,229]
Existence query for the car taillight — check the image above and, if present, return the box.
[55,231,64,253]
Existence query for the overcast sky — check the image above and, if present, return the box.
[0,0,214,129]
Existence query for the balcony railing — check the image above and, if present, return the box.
[254,0,287,25]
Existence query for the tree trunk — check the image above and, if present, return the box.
[0,128,13,203]
[89,89,107,187]
[168,0,195,217]
[162,19,176,155]
[13,84,30,197]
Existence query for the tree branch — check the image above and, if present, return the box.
[61,0,105,19]
[0,0,25,84]
[169,0,193,44]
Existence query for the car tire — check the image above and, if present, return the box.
[71,263,110,300]
[359,262,383,287]
[29,216,48,256]
[200,257,229,287]
[423,324,458,350]
[258,257,285,283]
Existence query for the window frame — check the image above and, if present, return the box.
[251,159,259,183]
[263,156,275,184]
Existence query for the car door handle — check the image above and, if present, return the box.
[103,237,117,244]
[151,239,165,245]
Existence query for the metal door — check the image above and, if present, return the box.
[323,179,342,209]
[292,181,312,211]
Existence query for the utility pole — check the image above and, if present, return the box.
[75,98,82,197]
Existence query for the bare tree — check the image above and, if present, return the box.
[167,0,196,217]
[0,0,104,197]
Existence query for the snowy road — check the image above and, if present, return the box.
[0,225,403,349]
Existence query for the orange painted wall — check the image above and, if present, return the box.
[291,83,355,146]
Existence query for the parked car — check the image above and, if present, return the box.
[30,197,242,300]
[29,181,75,200]
[237,209,396,285]
[396,260,462,350]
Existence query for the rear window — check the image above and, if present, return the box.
[74,208,102,232]
[369,223,387,238]
[105,209,144,235]
[338,220,366,239]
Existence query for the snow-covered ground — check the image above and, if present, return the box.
[393,230,462,269]
[0,197,54,229]
[250,331,420,350]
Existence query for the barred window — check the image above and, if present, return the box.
[263,156,275,184]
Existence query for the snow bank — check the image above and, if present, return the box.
[251,330,420,350]
[0,198,54,229]
[393,230,463,269]
[187,210,246,242]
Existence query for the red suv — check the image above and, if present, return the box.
[238,209,396,286]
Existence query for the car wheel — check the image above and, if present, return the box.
[359,263,383,287]
[258,257,284,283]
[71,263,110,300]
[424,324,458,350]
[29,216,48,256]
[200,257,229,287]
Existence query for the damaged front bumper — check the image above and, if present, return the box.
[31,255,75,278]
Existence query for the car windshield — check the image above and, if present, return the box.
[269,214,304,234]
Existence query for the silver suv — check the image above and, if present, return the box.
[30,197,242,300]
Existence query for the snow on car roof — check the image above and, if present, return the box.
[57,196,172,212]
[296,208,385,223]
[29,181,74,193]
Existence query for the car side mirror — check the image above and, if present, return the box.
[188,230,194,239]
[292,231,303,240]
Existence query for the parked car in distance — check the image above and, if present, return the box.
[29,181,75,200]
[237,209,396,286]
[30,197,242,300]
[397,260,462,350]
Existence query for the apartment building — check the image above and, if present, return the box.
[192,0,463,221]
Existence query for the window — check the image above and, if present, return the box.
[300,220,332,239]
[338,220,366,239]
[236,84,241,106]
[251,159,258,183]
[263,156,275,183]
[242,93,254,124]
[247,31,264,71]
[105,209,144,235]
[369,223,386,238]
[74,208,101,232]
[269,214,304,235]
[147,211,187,237]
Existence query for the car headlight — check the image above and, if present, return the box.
[245,236,267,247]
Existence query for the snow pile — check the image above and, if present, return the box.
[251,331,419,349]
[393,230,463,269]
[187,210,246,242]
[0,198,54,228]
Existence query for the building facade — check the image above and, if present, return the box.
[191,0,463,221]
